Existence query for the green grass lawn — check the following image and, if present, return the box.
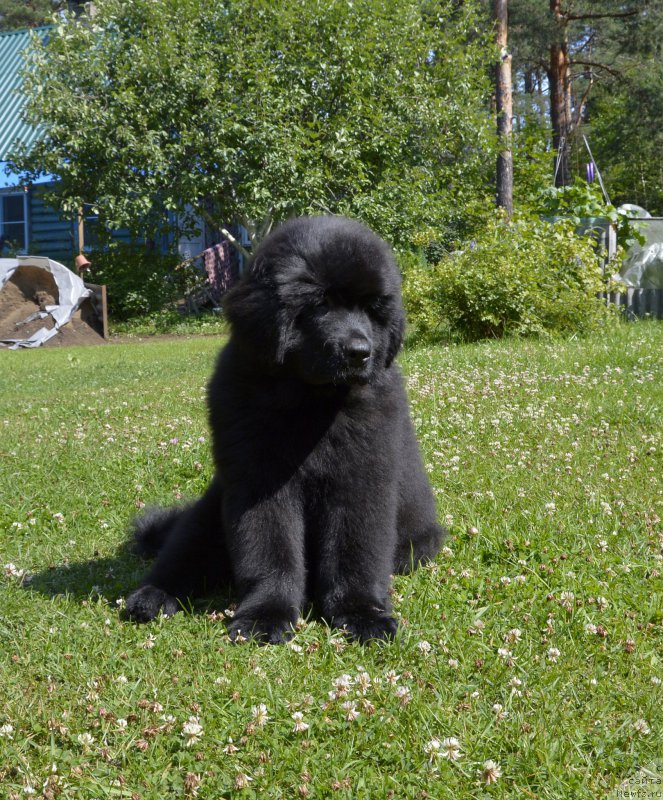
[1,323,661,799]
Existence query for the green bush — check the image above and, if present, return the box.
[86,244,185,320]
[401,213,616,343]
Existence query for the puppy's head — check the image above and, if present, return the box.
[223,215,405,385]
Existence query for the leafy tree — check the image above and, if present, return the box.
[497,0,656,186]
[589,65,663,214]
[586,8,663,214]
[10,0,494,253]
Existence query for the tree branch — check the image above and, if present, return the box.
[566,9,641,21]
[570,59,621,79]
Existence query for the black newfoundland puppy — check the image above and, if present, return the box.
[126,216,445,643]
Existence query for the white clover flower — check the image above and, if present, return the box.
[77,732,95,748]
[481,759,502,784]
[395,685,412,705]
[633,719,650,736]
[417,640,432,655]
[251,704,269,727]
[354,672,371,694]
[182,716,204,747]
[234,772,252,790]
[424,738,442,761]
[497,647,512,660]
[585,623,598,635]
[329,636,347,652]
[292,712,309,733]
[341,701,360,721]
[361,699,376,715]
[547,647,561,663]
[3,563,25,579]
[505,628,522,643]
[384,670,400,685]
[116,719,128,731]
[596,596,608,611]
[448,658,459,669]
[333,674,353,697]
[0,723,14,739]
[440,737,462,761]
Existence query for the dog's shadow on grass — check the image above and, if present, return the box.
[24,542,232,617]
[24,540,143,604]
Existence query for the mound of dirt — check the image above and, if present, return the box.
[0,266,106,348]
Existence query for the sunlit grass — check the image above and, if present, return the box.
[1,323,661,798]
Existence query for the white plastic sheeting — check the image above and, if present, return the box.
[620,243,663,289]
[618,216,663,290]
[0,256,92,349]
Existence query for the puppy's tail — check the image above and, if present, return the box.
[131,506,184,559]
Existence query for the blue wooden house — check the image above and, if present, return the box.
[0,28,80,263]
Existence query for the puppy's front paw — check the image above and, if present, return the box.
[334,610,399,643]
[125,585,180,622]
[227,614,295,645]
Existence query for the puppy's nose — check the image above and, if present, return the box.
[346,338,371,368]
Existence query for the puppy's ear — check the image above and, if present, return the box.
[222,256,293,365]
[222,263,279,355]
[385,305,406,367]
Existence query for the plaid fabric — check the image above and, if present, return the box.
[202,241,233,299]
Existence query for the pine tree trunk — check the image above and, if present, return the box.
[549,1,572,186]
[494,0,513,216]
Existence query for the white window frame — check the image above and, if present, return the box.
[0,191,29,254]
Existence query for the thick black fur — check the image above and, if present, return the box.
[125,216,445,643]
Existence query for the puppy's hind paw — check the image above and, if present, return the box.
[125,585,180,622]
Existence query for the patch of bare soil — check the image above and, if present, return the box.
[0,267,106,347]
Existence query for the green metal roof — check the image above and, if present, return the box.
[0,27,50,162]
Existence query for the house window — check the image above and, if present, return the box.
[0,193,28,253]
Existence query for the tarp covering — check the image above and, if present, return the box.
[619,218,663,290]
[0,255,92,348]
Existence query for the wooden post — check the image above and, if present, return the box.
[77,207,85,256]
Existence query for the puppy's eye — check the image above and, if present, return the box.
[322,291,342,308]
[366,296,391,318]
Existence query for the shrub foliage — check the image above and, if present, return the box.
[402,214,614,342]
[86,244,184,320]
